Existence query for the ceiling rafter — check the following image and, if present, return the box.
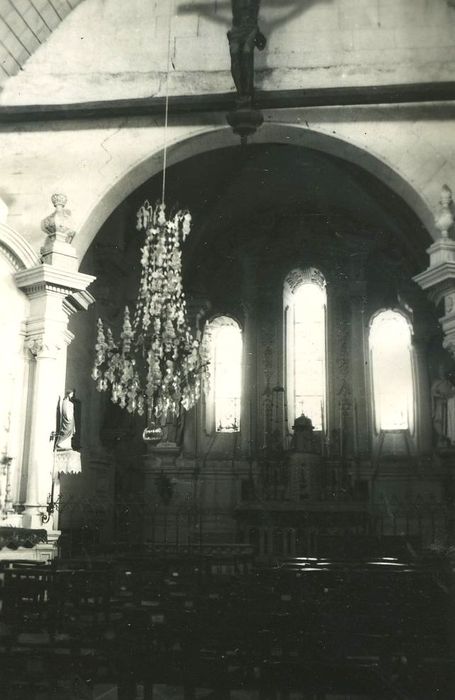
[6,0,41,44]
[0,0,83,87]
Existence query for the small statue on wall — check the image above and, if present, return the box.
[55,389,81,451]
[431,369,455,448]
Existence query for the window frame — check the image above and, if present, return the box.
[368,308,416,437]
[284,268,328,435]
[204,314,243,435]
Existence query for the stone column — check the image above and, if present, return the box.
[15,195,95,530]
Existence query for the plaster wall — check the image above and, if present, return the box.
[0,254,28,504]
[1,0,455,105]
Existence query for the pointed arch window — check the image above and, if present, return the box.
[206,316,242,433]
[369,310,414,432]
[285,269,327,431]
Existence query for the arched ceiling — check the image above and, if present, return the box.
[83,143,433,320]
[0,0,83,90]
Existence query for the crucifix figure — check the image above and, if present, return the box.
[179,0,307,139]
[228,0,266,104]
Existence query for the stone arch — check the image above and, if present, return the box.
[78,122,435,264]
[0,221,39,271]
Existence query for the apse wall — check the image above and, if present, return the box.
[1,0,454,104]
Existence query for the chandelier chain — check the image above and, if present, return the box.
[162,9,173,205]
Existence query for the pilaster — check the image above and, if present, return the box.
[13,195,95,530]
[413,186,455,360]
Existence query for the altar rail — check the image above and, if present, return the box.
[55,493,452,560]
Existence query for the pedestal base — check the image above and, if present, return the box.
[0,528,60,562]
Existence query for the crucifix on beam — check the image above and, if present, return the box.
[226,0,266,142]
[179,1,307,141]
[228,0,266,107]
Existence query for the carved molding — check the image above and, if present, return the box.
[285,267,326,294]
[0,242,22,271]
[0,223,39,271]
[15,264,95,298]
[25,336,63,358]
[63,290,96,316]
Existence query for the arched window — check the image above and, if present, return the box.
[206,316,242,433]
[370,310,414,432]
[285,269,327,431]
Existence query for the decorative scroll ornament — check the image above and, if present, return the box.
[435,185,454,239]
[92,201,210,435]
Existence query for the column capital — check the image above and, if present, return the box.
[25,335,63,359]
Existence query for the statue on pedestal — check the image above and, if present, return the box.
[56,389,76,451]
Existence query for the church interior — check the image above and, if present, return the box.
[0,1,455,698]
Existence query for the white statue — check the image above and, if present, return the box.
[56,389,76,451]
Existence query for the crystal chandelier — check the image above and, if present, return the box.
[92,13,210,440]
[92,200,209,438]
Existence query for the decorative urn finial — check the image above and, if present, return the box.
[435,185,454,239]
[51,193,68,208]
[40,193,78,270]
[41,193,76,244]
